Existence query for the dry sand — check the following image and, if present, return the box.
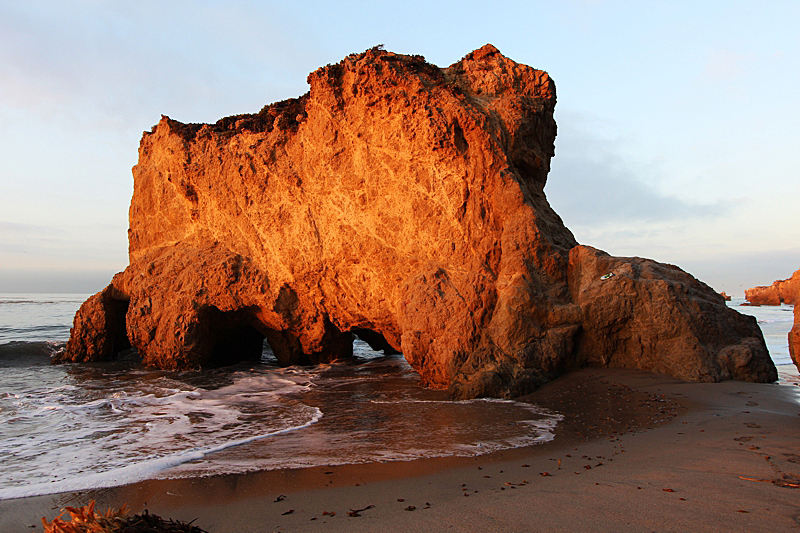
[3,368,799,532]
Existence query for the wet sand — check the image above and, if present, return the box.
[3,367,799,532]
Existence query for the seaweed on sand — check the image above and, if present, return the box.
[41,500,208,533]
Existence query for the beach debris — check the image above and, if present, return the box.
[397,498,405,502]
[41,502,208,533]
[274,495,286,502]
[405,506,416,511]
[424,502,431,509]
[322,511,336,517]
[521,464,530,468]
[281,510,294,516]
[600,272,615,280]
[347,505,374,517]
[739,476,800,488]
[41,501,128,533]
[539,472,552,477]
[120,511,207,533]
[662,488,675,492]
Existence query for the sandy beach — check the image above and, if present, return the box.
[3,367,799,533]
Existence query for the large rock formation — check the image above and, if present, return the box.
[745,270,800,305]
[59,45,777,397]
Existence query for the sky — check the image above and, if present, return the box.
[1,1,798,296]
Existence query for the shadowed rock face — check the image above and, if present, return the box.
[59,45,777,397]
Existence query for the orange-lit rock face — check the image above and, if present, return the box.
[61,45,777,397]
[745,269,800,306]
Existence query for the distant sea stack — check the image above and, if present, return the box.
[744,269,800,306]
[747,269,800,368]
[59,45,777,398]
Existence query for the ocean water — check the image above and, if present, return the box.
[0,294,561,500]
[0,294,794,500]
[728,297,795,367]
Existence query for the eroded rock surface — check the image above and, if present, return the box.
[745,270,800,306]
[60,45,777,397]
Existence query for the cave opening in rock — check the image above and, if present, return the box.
[210,322,265,367]
[258,325,355,367]
[201,306,404,369]
[107,297,132,358]
[351,328,401,356]
[202,306,266,367]
[259,338,278,364]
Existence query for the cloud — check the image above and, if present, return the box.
[0,220,127,270]
[545,113,726,228]
[0,221,66,236]
[0,268,115,293]
[676,247,800,295]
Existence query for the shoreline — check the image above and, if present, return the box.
[3,368,799,532]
